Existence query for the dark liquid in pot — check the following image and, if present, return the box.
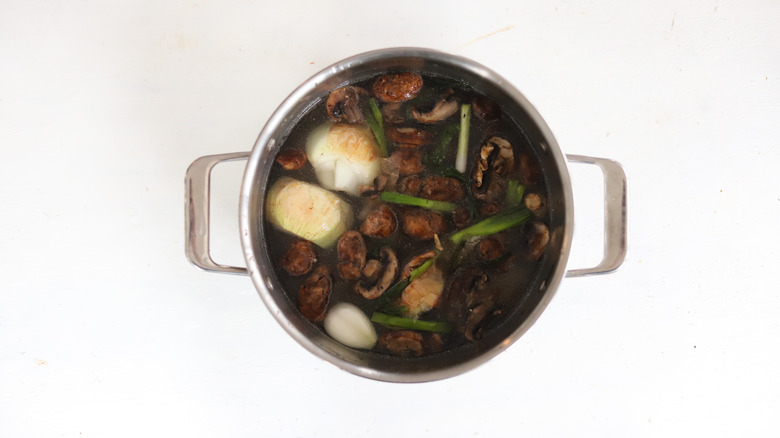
[263,73,551,356]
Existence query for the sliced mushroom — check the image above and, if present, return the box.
[378,330,424,356]
[359,204,397,238]
[452,205,471,229]
[275,149,308,171]
[471,136,514,202]
[386,126,435,146]
[325,86,368,123]
[460,270,502,342]
[472,95,501,121]
[465,300,502,342]
[526,221,550,260]
[478,237,505,262]
[397,175,422,196]
[355,247,398,299]
[381,102,405,124]
[399,207,447,240]
[388,149,425,175]
[281,239,317,276]
[298,265,332,323]
[490,137,515,176]
[410,89,459,124]
[419,175,465,202]
[336,231,366,280]
[372,72,423,103]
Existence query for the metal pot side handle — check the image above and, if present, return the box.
[185,152,251,275]
[565,154,627,277]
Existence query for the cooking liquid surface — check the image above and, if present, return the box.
[263,74,551,356]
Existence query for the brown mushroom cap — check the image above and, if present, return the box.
[281,239,317,276]
[337,231,367,280]
[360,204,398,238]
[419,175,465,202]
[399,208,447,240]
[298,265,332,323]
[372,73,423,103]
[326,86,368,123]
[275,149,308,171]
[378,330,424,356]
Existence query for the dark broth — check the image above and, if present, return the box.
[263,73,550,356]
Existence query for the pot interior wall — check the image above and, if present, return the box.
[242,49,571,381]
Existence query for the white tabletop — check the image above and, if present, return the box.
[2,1,779,436]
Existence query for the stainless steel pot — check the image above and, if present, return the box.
[185,48,627,383]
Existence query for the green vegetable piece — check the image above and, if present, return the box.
[455,104,471,173]
[380,191,457,212]
[371,312,453,334]
[367,98,388,158]
[506,180,526,206]
[450,206,533,244]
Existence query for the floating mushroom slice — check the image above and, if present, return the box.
[378,330,424,356]
[478,237,505,262]
[465,300,502,342]
[399,208,446,240]
[359,204,397,238]
[524,192,546,215]
[298,265,332,323]
[265,177,353,248]
[326,86,368,123]
[410,90,459,124]
[386,126,435,146]
[306,122,382,196]
[527,221,550,260]
[355,247,398,300]
[472,95,501,121]
[337,231,366,280]
[452,205,471,229]
[281,239,317,276]
[387,149,425,176]
[275,149,308,170]
[489,137,515,176]
[472,140,494,189]
[471,136,514,202]
[372,72,423,103]
[397,175,422,196]
[419,175,465,202]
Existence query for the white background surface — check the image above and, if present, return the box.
[2,1,779,436]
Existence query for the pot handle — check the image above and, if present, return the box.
[185,152,251,275]
[564,154,627,277]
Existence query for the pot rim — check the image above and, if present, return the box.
[238,47,574,382]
